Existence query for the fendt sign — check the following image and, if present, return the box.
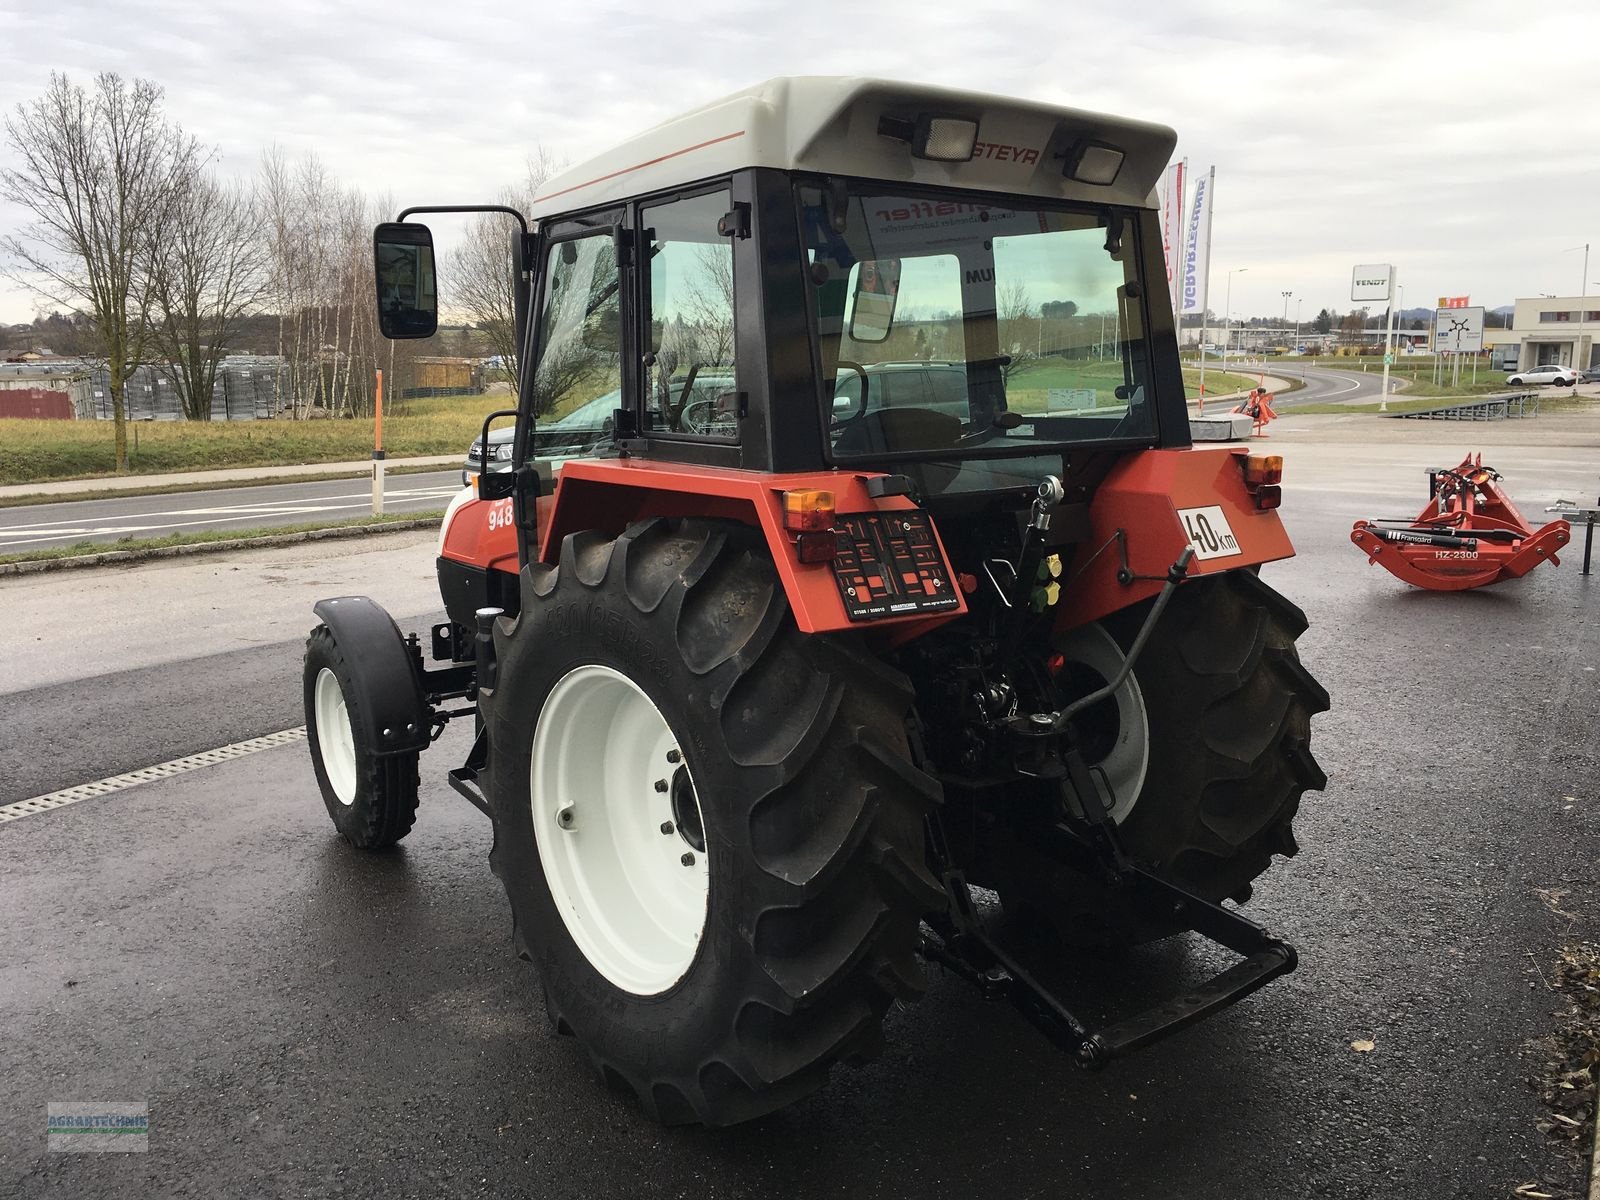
[1351,264,1393,302]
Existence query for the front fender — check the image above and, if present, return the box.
[311,597,431,756]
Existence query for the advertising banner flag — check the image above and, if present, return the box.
[1161,159,1186,319]
[1439,296,1470,308]
[1180,166,1214,316]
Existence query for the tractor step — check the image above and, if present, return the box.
[1083,944,1295,1062]
[923,859,1296,1069]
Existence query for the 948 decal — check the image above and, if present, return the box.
[485,499,515,531]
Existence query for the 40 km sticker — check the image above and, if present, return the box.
[1177,505,1243,560]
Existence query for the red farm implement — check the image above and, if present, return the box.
[1351,453,1571,591]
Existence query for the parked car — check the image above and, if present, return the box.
[1577,366,1600,384]
[1506,365,1578,387]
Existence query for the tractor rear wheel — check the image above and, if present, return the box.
[1008,570,1328,945]
[479,518,942,1126]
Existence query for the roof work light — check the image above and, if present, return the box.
[878,114,979,162]
[1063,140,1125,185]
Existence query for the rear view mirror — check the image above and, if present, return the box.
[847,258,901,343]
[374,222,438,340]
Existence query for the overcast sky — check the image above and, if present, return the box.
[3,0,1598,328]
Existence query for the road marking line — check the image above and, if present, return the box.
[0,728,307,825]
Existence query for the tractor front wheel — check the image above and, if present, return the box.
[479,518,942,1126]
[303,625,421,848]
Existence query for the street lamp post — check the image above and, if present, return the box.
[1568,243,1591,375]
[1224,267,1248,364]
[1294,299,1304,379]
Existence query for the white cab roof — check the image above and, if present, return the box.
[530,77,1176,219]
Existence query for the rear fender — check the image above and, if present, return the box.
[1054,447,1295,630]
[541,458,968,635]
[311,597,431,756]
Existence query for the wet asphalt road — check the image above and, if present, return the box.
[1,441,1597,1198]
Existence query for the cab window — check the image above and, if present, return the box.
[640,189,738,439]
[527,232,623,458]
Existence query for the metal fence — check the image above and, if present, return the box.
[0,358,287,420]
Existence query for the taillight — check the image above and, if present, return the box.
[1243,454,1283,487]
[783,489,835,532]
[795,530,836,563]
[1255,484,1282,510]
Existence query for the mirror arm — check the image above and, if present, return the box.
[397,204,528,238]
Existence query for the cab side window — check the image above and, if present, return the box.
[527,233,623,458]
[640,189,737,439]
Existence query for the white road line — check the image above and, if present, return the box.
[0,728,307,825]
[0,488,458,547]
[0,486,459,534]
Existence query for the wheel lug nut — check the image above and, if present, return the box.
[680,852,695,867]
[666,749,681,763]
[654,779,668,793]
[660,821,675,835]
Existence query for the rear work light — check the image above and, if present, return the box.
[783,489,835,533]
[1063,140,1124,185]
[1243,454,1284,487]
[878,114,979,162]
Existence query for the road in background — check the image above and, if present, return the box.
[1216,359,1392,408]
[0,469,463,552]
[1,428,1597,1198]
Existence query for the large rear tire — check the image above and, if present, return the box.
[1009,570,1328,945]
[479,518,943,1126]
[303,625,421,849]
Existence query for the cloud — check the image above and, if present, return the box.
[1,0,1597,324]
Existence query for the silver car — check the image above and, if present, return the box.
[1506,364,1578,386]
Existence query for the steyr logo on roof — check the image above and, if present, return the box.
[971,141,1040,165]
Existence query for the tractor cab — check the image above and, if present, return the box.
[378,77,1188,539]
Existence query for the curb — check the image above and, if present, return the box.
[0,518,440,578]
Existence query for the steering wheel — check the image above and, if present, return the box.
[952,410,1025,449]
[679,397,736,437]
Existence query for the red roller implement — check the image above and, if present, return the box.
[1350,453,1570,590]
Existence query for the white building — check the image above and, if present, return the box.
[1483,295,1598,371]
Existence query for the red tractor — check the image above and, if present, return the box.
[304,78,1327,1126]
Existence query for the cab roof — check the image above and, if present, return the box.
[529,76,1176,220]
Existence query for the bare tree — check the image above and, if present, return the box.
[257,148,383,418]
[147,172,268,419]
[998,282,1038,381]
[447,151,562,385]
[1,72,200,469]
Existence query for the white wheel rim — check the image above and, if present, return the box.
[1054,624,1150,824]
[313,667,358,806]
[530,664,709,996]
